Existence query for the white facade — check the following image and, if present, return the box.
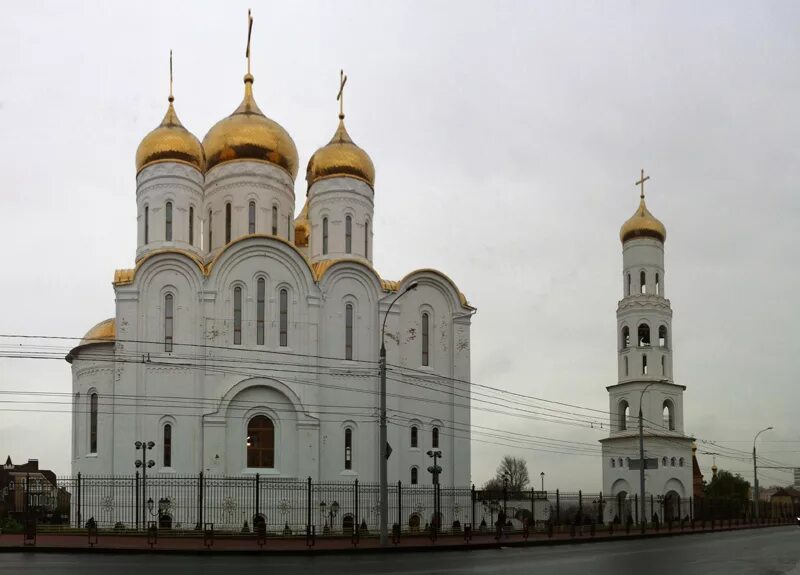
[601,202,693,522]
[68,114,474,490]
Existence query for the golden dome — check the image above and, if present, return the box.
[79,318,116,347]
[619,196,666,243]
[202,74,299,178]
[306,116,375,188]
[135,97,205,173]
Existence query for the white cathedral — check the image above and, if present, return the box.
[66,51,474,488]
[601,180,694,521]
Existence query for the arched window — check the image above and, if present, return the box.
[618,457,623,467]
[345,304,354,360]
[611,458,616,468]
[164,294,174,352]
[621,326,630,349]
[279,288,288,347]
[165,201,173,241]
[344,427,352,470]
[189,206,194,246]
[640,271,647,294]
[207,209,213,249]
[364,221,369,257]
[618,400,629,431]
[410,425,418,448]
[246,415,275,468]
[670,457,676,467]
[225,203,232,244]
[642,354,648,375]
[233,286,242,345]
[658,325,667,347]
[624,356,629,376]
[432,426,439,448]
[422,313,430,366]
[89,393,98,454]
[663,400,675,430]
[638,324,650,347]
[626,273,631,296]
[679,457,685,467]
[144,206,149,244]
[249,201,256,234]
[163,424,172,467]
[272,205,278,235]
[655,273,660,296]
[662,457,667,467]
[256,278,266,346]
[411,467,418,485]
[345,215,352,254]
[322,217,329,255]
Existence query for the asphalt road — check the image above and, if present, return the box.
[3,527,799,574]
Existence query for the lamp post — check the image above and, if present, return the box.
[427,449,443,532]
[638,382,657,525]
[319,500,340,534]
[540,471,545,492]
[753,426,773,521]
[134,440,155,528]
[379,282,419,545]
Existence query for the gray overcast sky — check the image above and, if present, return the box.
[1,1,798,490]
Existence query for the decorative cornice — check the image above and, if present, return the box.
[136,162,204,186]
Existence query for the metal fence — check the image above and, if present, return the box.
[16,475,791,534]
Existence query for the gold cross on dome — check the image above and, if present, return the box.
[337,69,348,119]
[168,50,174,102]
[245,9,254,75]
[635,168,650,199]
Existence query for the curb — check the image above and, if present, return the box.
[0,523,792,556]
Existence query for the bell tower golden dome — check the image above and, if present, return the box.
[202,11,298,178]
[135,51,205,173]
[619,169,666,243]
[306,70,375,189]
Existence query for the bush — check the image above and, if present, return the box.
[241,521,250,534]
[452,520,461,532]
[0,516,23,533]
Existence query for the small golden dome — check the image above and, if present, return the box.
[79,318,116,347]
[306,116,375,188]
[620,196,666,243]
[294,200,310,248]
[135,98,205,173]
[202,75,299,178]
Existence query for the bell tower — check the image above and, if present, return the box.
[601,171,694,524]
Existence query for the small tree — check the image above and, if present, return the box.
[495,456,530,494]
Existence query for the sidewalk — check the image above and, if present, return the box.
[0,521,792,554]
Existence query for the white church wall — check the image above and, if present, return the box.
[203,162,295,255]
[308,177,374,264]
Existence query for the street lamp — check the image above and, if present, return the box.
[319,500,340,534]
[379,281,419,545]
[427,449,443,533]
[753,426,773,521]
[540,471,545,492]
[134,440,155,530]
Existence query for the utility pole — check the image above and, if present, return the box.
[638,382,656,525]
[753,426,773,521]
[379,282,418,545]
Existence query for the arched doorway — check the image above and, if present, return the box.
[409,514,421,533]
[664,490,680,522]
[616,491,632,524]
[247,415,275,468]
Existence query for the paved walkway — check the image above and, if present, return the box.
[0,519,791,554]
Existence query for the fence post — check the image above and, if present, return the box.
[650,494,654,524]
[307,477,312,532]
[556,489,560,525]
[689,496,693,521]
[397,480,402,535]
[24,473,29,521]
[76,472,82,529]
[598,492,603,524]
[353,479,360,545]
[135,471,140,530]
[198,471,204,530]
[578,490,583,524]
[255,473,260,523]
[634,493,638,524]
[471,484,476,528]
